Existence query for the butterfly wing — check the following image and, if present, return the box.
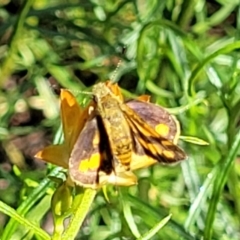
[122,100,186,166]
[69,110,137,188]
[126,99,180,144]
[69,115,105,188]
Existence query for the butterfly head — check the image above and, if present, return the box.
[92,83,113,103]
[92,82,112,103]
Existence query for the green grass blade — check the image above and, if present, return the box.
[2,167,62,240]
[137,214,172,240]
[0,200,50,240]
[204,129,240,239]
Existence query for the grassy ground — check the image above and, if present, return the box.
[1,1,240,239]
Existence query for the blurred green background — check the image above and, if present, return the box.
[1,0,240,239]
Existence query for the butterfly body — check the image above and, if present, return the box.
[92,83,132,170]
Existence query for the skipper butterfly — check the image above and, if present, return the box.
[68,81,186,188]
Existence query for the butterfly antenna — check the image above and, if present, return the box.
[110,45,127,82]
[65,89,93,95]
[110,59,122,82]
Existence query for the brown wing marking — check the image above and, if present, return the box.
[121,103,186,163]
[69,117,101,188]
[126,99,180,143]
[69,111,115,188]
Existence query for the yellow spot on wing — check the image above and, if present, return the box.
[163,150,174,159]
[79,153,101,172]
[161,140,175,147]
[155,124,169,137]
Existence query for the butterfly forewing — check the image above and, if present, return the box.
[126,99,180,143]
[121,101,186,163]
[69,117,102,188]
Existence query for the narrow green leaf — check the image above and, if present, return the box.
[180,136,209,145]
[122,199,141,238]
[204,129,240,239]
[188,41,240,96]
[0,200,50,240]
[2,167,62,240]
[137,214,172,240]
